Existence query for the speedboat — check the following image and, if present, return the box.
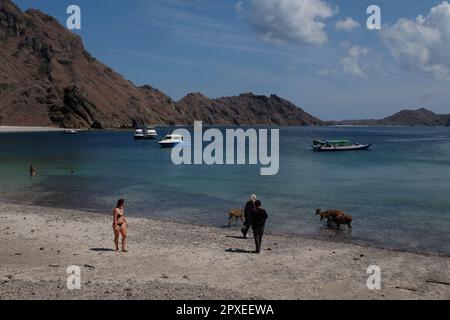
[312,139,371,152]
[144,127,158,140]
[134,129,145,140]
[63,129,79,134]
[158,134,184,148]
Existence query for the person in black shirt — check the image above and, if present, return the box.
[241,194,257,239]
[249,200,268,254]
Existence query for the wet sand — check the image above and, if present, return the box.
[0,203,449,300]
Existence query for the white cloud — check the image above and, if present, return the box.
[238,0,337,45]
[340,46,371,77]
[335,17,360,31]
[381,1,450,79]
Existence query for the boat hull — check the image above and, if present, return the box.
[312,144,371,152]
[63,130,79,134]
[159,142,182,148]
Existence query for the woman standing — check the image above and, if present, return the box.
[113,199,128,252]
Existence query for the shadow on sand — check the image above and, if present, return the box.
[90,248,116,252]
[226,235,248,239]
[225,248,253,254]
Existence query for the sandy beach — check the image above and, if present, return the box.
[0,126,65,133]
[0,203,449,300]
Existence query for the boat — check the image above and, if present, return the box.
[158,134,184,148]
[134,129,145,140]
[312,139,371,152]
[144,126,158,140]
[63,129,79,134]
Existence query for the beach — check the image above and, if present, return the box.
[0,126,64,133]
[0,203,449,300]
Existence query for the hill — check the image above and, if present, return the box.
[0,0,322,128]
[327,108,449,127]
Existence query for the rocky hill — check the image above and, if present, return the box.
[177,92,323,126]
[381,108,449,126]
[327,108,450,127]
[0,0,322,128]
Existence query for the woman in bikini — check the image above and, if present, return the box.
[113,199,128,252]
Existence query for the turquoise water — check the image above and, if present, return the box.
[1,126,450,255]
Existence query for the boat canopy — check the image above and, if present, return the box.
[327,140,349,145]
[163,134,183,140]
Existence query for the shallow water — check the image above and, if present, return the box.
[1,126,449,254]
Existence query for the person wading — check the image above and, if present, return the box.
[241,194,257,239]
[249,200,268,254]
[29,165,37,177]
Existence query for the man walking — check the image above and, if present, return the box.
[241,194,256,239]
[249,200,268,254]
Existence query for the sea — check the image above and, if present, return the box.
[1,126,449,255]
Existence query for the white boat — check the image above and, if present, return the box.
[134,129,145,140]
[64,129,79,134]
[312,139,371,152]
[144,127,158,140]
[158,134,184,148]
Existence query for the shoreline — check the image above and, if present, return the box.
[0,125,449,134]
[6,200,450,259]
[1,203,449,300]
[0,126,65,133]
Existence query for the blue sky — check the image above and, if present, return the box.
[13,0,450,120]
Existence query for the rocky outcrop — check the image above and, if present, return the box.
[49,86,103,129]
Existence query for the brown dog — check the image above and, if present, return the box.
[228,209,244,227]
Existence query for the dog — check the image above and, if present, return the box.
[228,209,244,227]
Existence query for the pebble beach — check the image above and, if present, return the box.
[1,203,449,300]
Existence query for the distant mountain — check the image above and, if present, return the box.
[177,92,323,126]
[0,0,322,128]
[327,108,450,127]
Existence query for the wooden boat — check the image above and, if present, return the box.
[312,140,371,152]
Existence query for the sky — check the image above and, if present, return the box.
[12,0,450,120]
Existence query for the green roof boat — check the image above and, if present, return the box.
[312,139,371,152]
